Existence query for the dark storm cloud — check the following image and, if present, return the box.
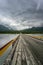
[0,0,43,30]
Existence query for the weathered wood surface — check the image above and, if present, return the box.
[3,34,43,65]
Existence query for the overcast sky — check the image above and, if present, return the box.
[0,0,43,30]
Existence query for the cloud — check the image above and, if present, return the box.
[0,0,43,30]
[0,15,18,26]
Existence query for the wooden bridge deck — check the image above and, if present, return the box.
[3,34,43,65]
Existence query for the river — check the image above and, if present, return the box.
[0,34,18,65]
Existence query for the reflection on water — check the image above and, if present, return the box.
[0,45,12,65]
[0,34,18,48]
[0,34,18,65]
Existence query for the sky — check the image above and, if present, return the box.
[0,0,43,30]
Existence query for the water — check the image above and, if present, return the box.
[0,34,18,48]
[0,45,12,65]
[29,34,43,36]
[0,34,18,65]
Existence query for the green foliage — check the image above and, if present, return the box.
[0,27,43,34]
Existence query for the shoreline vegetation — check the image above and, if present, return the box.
[0,30,43,34]
[0,26,43,34]
[0,25,43,34]
[0,32,43,34]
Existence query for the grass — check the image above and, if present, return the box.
[32,36,43,40]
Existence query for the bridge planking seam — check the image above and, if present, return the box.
[3,35,43,65]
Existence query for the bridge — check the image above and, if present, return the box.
[1,34,43,65]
